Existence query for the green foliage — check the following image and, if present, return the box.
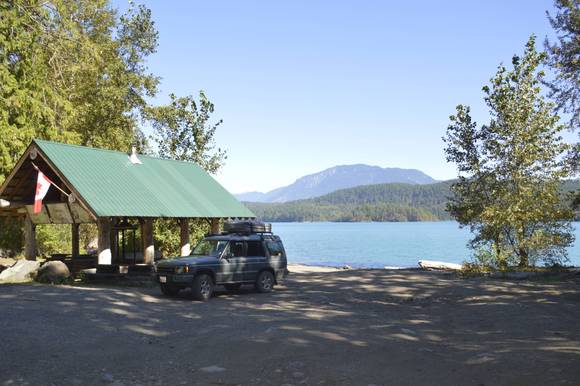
[444,36,575,268]
[0,0,227,255]
[36,224,71,256]
[154,219,210,258]
[145,92,226,173]
[0,0,159,184]
[0,217,22,255]
[545,0,580,129]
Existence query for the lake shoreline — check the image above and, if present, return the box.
[275,221,580,268]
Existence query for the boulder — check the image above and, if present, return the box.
[0,260,41,283]
[36,261,71,283]
[0,257,17,273]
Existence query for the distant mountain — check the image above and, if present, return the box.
[234,191,269,202]
[235,164,437,203]
[246,180,580,223]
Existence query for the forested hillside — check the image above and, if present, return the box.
[246,180,579,222]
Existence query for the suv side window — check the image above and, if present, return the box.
[246,241,266,257]
[229,241,245,257]
[266,241,284,257]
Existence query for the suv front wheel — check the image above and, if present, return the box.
[192,273,214,301]
[255,270,275,293]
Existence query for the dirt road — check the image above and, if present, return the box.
[1,270,579,385]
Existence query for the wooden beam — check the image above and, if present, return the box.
[211,218,220,234]
[97,218,112,265]
[24,215,36,260]
[71,223,80,259]
[142,218,155,265]
[110,218,118,264]
[179,218,190,256]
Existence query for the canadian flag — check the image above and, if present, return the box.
[34,170,53,214]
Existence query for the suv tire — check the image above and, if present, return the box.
[160,284,180,297]
[192,274,214,301]
[255,270,275,293]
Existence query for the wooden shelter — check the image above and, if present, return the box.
[0,140,255,269]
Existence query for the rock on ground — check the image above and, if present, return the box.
[0,260,41,283]
[36,261,71,283]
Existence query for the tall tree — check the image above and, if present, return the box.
[545,0,580,130]
[0,0,159,184]
[145,91,226,173]
[444,36,575,268]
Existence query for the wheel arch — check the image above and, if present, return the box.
[258,267,277,284]
[195,269,216,283]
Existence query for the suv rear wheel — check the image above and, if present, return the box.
[255,270,275,293]
[192,273,214,301]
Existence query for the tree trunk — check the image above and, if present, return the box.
[518,247,529,267]
[71,223,80,259]
[495,240,507,270]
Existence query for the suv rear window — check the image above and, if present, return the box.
[266,241,284,257]
[246,241,266,257]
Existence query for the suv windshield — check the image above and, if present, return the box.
[191,240,229,257]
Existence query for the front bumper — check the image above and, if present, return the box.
[157,273,194,284]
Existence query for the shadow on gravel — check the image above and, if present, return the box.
[0,270,579,385]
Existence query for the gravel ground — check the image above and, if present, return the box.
[1,269,579,386]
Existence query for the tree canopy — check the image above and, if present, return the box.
[0,0,161,184]
[545,0,580,130]
[444,36,575,268]
[0,0,226,257]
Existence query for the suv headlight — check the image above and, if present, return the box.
[175,266,190,274]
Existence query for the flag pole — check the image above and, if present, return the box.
[31,162,70,197]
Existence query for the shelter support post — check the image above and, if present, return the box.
[24,215,36,260]
[142,218,155,265]
[97,218,112,265]
[71,223,80,259]
[211,218,220,234]
[179,218,190,257]
[110,218,118,263]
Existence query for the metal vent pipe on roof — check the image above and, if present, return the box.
[128,145,142,165]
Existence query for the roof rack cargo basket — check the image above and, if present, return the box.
[223,221,272,234]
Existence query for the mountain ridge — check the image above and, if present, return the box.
[235,164,437,203]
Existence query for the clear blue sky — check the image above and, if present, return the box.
[114,0,564,194]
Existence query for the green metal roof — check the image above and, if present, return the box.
[34,140,255,218]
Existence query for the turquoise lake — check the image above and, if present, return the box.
[271,221,580,268]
